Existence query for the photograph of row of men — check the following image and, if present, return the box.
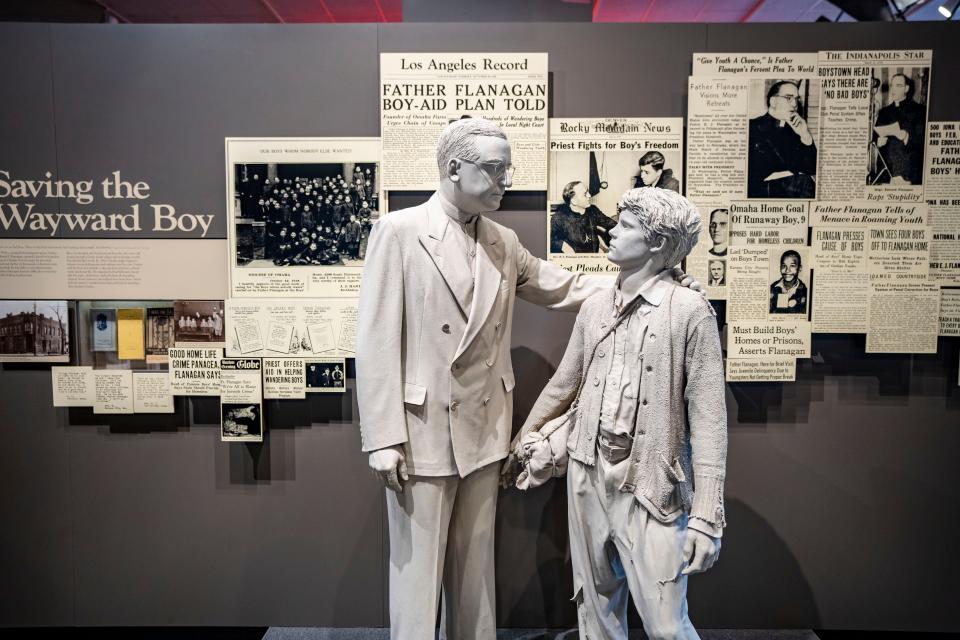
[233,162,379,267]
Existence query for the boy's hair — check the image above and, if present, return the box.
[780,249,802,268]
[435,117,507,178]
[617,188,701,267]
[638,150,666,171]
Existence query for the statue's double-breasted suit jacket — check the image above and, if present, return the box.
[357,193,607,477]
[355,193,607,640]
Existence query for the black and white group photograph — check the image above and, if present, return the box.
[220,403,262,440]
[747,78,820,199]
[769,247,810,315]
[305,359,346,393]
[233,162,380,268]
[868,66,929,186]
[174,300,225,346]
[548,149,682,255]
[0,300,70,362]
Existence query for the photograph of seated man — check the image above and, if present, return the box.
[747,79,818,199]
[550,179,618,253]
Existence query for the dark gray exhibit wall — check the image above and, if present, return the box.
[0,20,959,632]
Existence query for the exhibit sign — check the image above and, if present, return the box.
[0,171,226,299]
[225,137,381,299]
[379,52,548,192]
[546,118,683,275]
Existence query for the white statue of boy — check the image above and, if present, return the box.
[513,187,727,640]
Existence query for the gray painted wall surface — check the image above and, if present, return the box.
[1,21,959,631]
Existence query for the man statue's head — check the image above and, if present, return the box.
[436,117,513,215]
[637,151,667,187]
[608,188,701,271]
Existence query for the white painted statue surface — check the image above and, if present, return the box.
[355,118,704,639]
[512,187,728,640]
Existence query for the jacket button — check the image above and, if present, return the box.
[495,321,502,330]
[649,333,655,341]
[598,350,605,357]
[442,323,450,333]
[641,399,648,406]
[483,397,490,405]
[593,377,600,386]
[485,359,493,367]
[450,402,459,411]
[646,365,652,372]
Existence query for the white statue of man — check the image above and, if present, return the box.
[356,118,701,639]
[513,187,727,640]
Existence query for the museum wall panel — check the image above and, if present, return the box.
[0,20,957,631]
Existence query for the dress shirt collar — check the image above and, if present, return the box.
[614,268,672,314]
[436,191,478,226]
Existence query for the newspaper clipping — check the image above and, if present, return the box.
[226,137,381,298]
[547,118,683,274]
[168,347,222,396]
[224,298,357,359]
[263,357,306,400]
[812,226,869,333]
[688,53,820,201]
[220,358,263,443]
[924,122,960,285]
[817,49,931,203]
[726,357,797,382]
[305,358,347,394]
[380,52,548,192]
[685,202,730,300]
[939,289,960,337]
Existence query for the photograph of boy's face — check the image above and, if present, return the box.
[780,253,800,285]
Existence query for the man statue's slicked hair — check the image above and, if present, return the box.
[435,117,508,178]
[617,188,702,268]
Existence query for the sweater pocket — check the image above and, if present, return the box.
[644,452,686,517]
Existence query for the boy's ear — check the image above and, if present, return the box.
[649,235,668,254]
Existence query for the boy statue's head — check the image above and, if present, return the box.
[608,187,701,271]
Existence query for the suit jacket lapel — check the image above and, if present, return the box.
[418,197,473,317]
[455,217,505,360]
